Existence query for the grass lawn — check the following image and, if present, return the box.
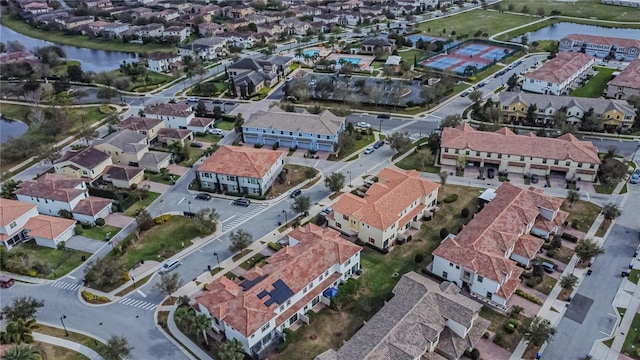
[32,323,108,358]
[195,133,223,143]
[534,274,557,295]
[595,220,612,237]
[239,253,268,271]
[479,307,523,352]
[232,248,252,262]
[553,246,574,264]
[269,164,318,198]
[114,273,154,296]
[396,149,441,173]
[0,104,104,128]
[1,14,173,54]
[123,192,160,216]
[571,67,615,98]
[34,341,89,360]
[52,60,81,76]
[594,182,617,194]
[118,216,200,269]
[415,9,534,37]
[130,72,175,92]
[398,48,426,63]
[561,199,601,233]
[80,225,121,241]
[148,172,181,185]
[622,313,640,358]
[629,269,640,285]
[273,184,479,359]
[15,242,91,279]
[330,133,376,161]
[215,120,235,131]
[493,0,640,22]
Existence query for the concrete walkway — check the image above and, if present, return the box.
[165,306,210,360]
[33,332,103,360]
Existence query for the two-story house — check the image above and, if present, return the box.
[54,15,94,30]
[144,103,214,133]
[280,18,310,35]
[177,37,227,61]
[0,199,39,249]
[197,145,284,197]
[605,59,640,100]
[198,22,223,37]
[328,168,440,251]
[227,55,293,97]
[117,116,165,142]
[559,33,640,61]
[93,130,170,172]
[146,52,181,73]
[88,21,129,37]
[242,109,345,152]
[101,165,145,189]
[432,182,568,309]
[13,174,112,225]
[522,52,595,95]
[162,26,190,43]
[439,124,601,182]
[54,146,112,180]
[195,224,361,356]
[360,37,396,55]
[316,272,490,360]
[499,91,637,130]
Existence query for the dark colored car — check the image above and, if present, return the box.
[195,193,212,200]
[233,198,251,207]
[290,189,302,198]
[373,140,385,149]
[531,174,539,184]
[190,142,204,148]
[487,168,495,179]
[377,113,390,119]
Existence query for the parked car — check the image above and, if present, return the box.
[190,141,203,148]
[232,198,251,207]
[460,90,471,97]
[541,261,555,273]
[357,121,371,128]
[631,173,639,184]
[210,128,224,136]
[321,206,333,215]
[377,113,390,119]
[363,147,374,154]
[531,174,539,184]
[160,259,181,273]
[187,97,199,102]
[364,179,375,187]
[0,275,15,288]
[373,140,384,149]
[286,76,293,82]
[290,189,302,198]
[487,168,495,179]
[195,193,212,200]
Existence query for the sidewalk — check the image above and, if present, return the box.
[33,332,103,360]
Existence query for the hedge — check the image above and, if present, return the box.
[268,242,283,251]
[515,289,542,305]
[561,233,578,243]
[443,194,459,203]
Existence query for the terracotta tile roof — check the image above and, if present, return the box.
[189,117,214,128]
[157,128,193,140]
[103,165,144,181]
[117,116,164,131]
[196,224,361,337]
[14,174,86,202]
[57,146,111,170]
[433,182,565,285]
[333,168,439,230]
[275,273,340,327]
[316,272,487,360]
[563,33,640,52]
[609,59,640,89]
[0,199,37,227]
[25,215,75,240]
[197,145,283,179]
[441,124,600,164]
[524,52,594,84]
[72,196,112,216]
[145,103,193,118]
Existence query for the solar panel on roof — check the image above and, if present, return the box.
[263,279,294,307]
[257,289,268,299]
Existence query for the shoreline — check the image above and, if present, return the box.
[1,12,173,54]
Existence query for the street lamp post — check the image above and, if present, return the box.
[282,210,288,226]
[60,315,68,336]
[188,201,192,214]
[347,171,352,187]
[131,276,136,286]
[213,252,220,270]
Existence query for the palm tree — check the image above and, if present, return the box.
[566,190,580,208]
[193,313,212,345]
[217,339,245,360]
[1,318,35,345]
[174,306,195,334]
[1,344,41,360]
[294,47,303,59]
[601,203,621,222]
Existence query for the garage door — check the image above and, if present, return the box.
[263,137,277,146]
[297,142,312,150]
[244,136,258,144]
[280,140,293,148]
[317,143,333,152]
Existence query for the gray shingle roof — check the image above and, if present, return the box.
[140,151,171,165]
[244,109,344,136]
[94,129,148,153]
[499,91,636,117]
[57,146,110,169]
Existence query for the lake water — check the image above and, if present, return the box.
[0,115,28,143]
[0,24,139,72]
[512,22,640,42]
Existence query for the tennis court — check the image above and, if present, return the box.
[480,48,509,61]
[423,56,461,70]
[455,44,489,56]
[406,34,442,46]
[454,62,484,74]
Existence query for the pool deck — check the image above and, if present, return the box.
[326,53,375,68]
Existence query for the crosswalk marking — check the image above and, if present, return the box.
[222,206,267,231]
[51,281,80,291]
[117,297,158,311]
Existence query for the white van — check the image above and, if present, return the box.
[160,259,181,273]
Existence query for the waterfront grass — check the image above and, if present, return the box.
[415,9,534,37]
[1,13,173,54]
[494,0,640,22]
[496,17,640,42]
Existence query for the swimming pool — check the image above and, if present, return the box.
[338,57,362,65]
[303,49,319,57]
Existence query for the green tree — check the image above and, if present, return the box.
[522,316,555,346]
[506,73,518,91]
[234,113,244,134]
[1,180,20,199]
[174,306,195,334]
[575,239,604,263]
[324,172,346,192]
[104,335,133,360]
[0,344,41,360]
[193,313,212,345]
[566,189,580,208]
[337,132,355,155]
[427,132,441,155]
[560,274,578,290]
[154,273,184,297]
[524,104,538,125]
[387,131,412,153]
[291,195,311,214]
[194,208,219,235]
[440,114,462,129]
[439,171,448,185]
[195,100,208,117]
[229,229,253,252]
[136,209,154,231]
[601,203,621,221]
[217,339,245,360]
[2,297,44,322]
[84,257,126,289]
[96,87,119,102]
[1,318,35,345]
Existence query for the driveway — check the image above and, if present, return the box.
[140,180,171,194]
[65,235,107,253]
[104,213,134,228]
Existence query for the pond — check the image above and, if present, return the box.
[0,115,28,143]
[0,24,138,73]
[512,22,640,43]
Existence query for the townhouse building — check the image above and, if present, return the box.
[195,224,361,356]
[559,33,640,61]
[605,59,640,100]
[54,146,113,180]
[197,145,284,196]
[93,130,170,172]
[432,182,568,309]
[522,52,595,95]
[499,91,637,130]
[601,0,640,7]
[328,168,440,250]
[317,272,490,360]
[439,124,601,182]
[228,55,293,96]
[242,109,345,152]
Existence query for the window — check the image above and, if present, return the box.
[455,149,459,154]
[336,223,342,228]
[261,323,271,332]
[319,274,324,281]
[345,259,351,266]
[325,271,329,277]
[590,164,595,169]
[475,151,480,156]
[542,158,547,164]
[498,154,502,159]
[442,271,448,278]
[286,299,291,306]
[449,262,453,267]
[478,275,483,283]
[554,160,559,165]
[368,237,375,244]
[487,152,492,157]
[9,221,17,229]
[520,156,525,161]
[486,292,492,298]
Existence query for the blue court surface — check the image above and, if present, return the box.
[480,48,510,61]
[454,62,484,74]
[303,49,320,57]
[424,56,461,70]
[456,44,489,56]
[406,34,441,46]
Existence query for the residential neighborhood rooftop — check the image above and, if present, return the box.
[24,214,76,240]
[499,91,636,118]
[524,52,594,84]
[563,33,640,50]
[197,145,283,179]
[244,109,344,135]
[103,165,144,181]
[0,199,37,227]
[56,146,111,170]
[118,116,164,131]
[14,174,86,202]
[93,129,148,153]
[608,59,640,89]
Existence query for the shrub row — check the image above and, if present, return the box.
[268,242,283,251]
[515,289,542,305]
[561,232,578,243]
[443,194,459,203]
